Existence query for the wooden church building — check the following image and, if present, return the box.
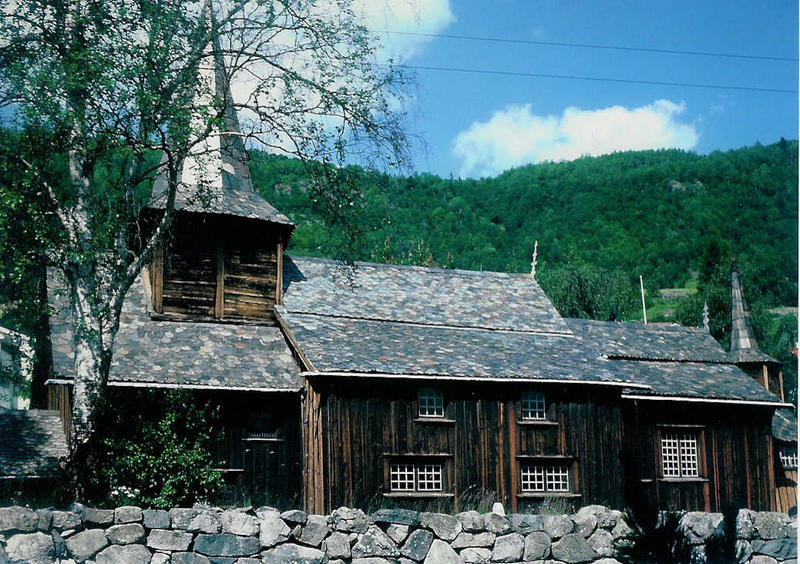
[43,18,796,517]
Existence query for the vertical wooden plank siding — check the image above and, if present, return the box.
[214,244,225,317]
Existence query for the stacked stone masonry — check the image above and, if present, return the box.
[0,503,795,563]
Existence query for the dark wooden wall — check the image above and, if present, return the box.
[302,377,627,514]
[46,383,72,441]
[623,400,776,517]
[149,214,288,321]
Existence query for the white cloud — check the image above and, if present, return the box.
[355,0,455,62]
[452,100,700,178]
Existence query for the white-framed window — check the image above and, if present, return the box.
[779,445,798,470]
[521,391,546,420]
[418,388,444,418]
[390,463,443,492]
[520,465,571,493]
[661,432,699,478]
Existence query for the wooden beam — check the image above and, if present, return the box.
[215,244,225,318]
[152,245,164,313]
[508,400,518,513]
[275,241,284,305]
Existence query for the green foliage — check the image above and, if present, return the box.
[88,390,223,508]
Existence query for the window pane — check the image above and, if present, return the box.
[418,388,444,417]
[546,466,570,492]
[662,433,681,477]
[679,434,699,477]
[780,446,798,470]
[390,464,415,491]
[417,464,443,491]
[520,465,545,492]
[521,391,546,420]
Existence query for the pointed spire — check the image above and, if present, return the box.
[180,0,253,193]
[702,300,709,332]
[531,241,538,276]
[729,259,774,363]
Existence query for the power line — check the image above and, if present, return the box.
[374,30,798,63]
[392,64,797,94]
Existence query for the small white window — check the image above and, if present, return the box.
[390,463,442,492]
[520,464,571,493]
[521,391,546,420]
[662,432,699,478]
[390,463,415,491]
[779,445,798,470]
[418,388,444,418]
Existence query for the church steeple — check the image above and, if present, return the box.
[729,260,774,364]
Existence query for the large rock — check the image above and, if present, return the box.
[4,532,55,564]
[187,510,221,534]
[170,508,199,530]
[735,539,754,562]
[597,509,622,530]
[51,510,82,531]
[220,510,258,537]
[543,514,574,539]
[193,533,260,557]
[331,507,370,533]
[261,543,326,563]
[750,556,779,564]
[736,509,755,540]
[491,533,524,562]
[259,512,291,547]
[36,508,52,531]
[84,508,115,527]
[424,539,462,564]
[451,532,495,549]
[114,506,143,524]
[460,547,491,563]
[550,533,596,564]
[508,514,543,535]
[324,531,352,559]
[587,528,614,557]
[171,553,211,564]
[752,538,798,560]
[299,514,329,547]
[372,509,421,527]
[95,543,153,564]
[753,512,788,540]
[482,513,510,535]
[573,512,597,538]
[65,528,109,561]
[282,510,308,525]
[680,512,724,545]
[143,509,171,530]
[523,531,551,560]
[456,511,483,533]
[106,523,145,545]
[401,529,434,560]
[352,525,400,558]
[146,529,193,551]
[421,513,462,541]
[151,552,170,564]
[386,524,410,544]
[51,530,66,558]
[0,507,38,533]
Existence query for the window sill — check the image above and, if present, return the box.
[242,437,284,443]
[383,452,452,458]
[383,492,454,499]
[658,477,709,483]
[516,454,575,461]
[517,420,558,427]
[517,492,581,499]
[413,417,456,424]
[213,468,245,473]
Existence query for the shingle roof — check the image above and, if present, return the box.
[566,318,729,362]
[565,318,783,403]
[0,409,67,478]
[49,273,301,391]
[283,257,572,335]
[729,267,776,364]
[773,409,798,443]
[277,309,630,384]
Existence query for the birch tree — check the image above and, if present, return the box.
[0,0,411,490]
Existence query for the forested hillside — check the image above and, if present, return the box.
[253,139,797,308]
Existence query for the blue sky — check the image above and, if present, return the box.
[366,0,798,178]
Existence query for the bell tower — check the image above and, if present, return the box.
[145,1,293,322]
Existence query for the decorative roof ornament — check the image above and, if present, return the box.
[729,259,775,363]
[531,241,538,277]
[702,300,709,332]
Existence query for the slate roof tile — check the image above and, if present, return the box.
[282,256,571,334]
[772,408,799,443]
[0,409,67,478]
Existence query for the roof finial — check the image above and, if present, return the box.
[531,241,538,277]
[702,300,709,332]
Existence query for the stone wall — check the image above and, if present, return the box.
[0,503,795,564]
